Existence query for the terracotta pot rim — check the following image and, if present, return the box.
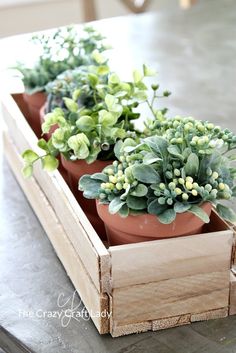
[96,201,212,239]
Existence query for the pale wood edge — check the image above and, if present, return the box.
[1,93,111,293]
[229,271,236,316]
[3,132,110,334]
[111,307,228,337]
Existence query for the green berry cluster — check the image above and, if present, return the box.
[144,116,236,154]
[152,172,232,207]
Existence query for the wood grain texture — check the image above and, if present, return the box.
[152,314,191,331]
[111,321,152,337]
[112,271,230,326]
[3,133,109,333]
[110,214,233,289]
[1,94,111,293]
[229,272,236,315]
[191,307,228,322]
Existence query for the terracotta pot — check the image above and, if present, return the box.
[39,103,58,141]
[23,92,46,137]
[61,157,112,239]
[12,93,31,121]
[96,202,212,246]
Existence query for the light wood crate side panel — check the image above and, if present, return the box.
[111,271,230,326]
[1,94,111,293]
[110,221,233,289]
[229,271,236,315]
[3,133,109,333]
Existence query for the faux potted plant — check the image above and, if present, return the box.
[22,65,170,236]
[16,26,108,137]
[79,116,236,245]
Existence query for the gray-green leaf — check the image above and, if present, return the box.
[126,195,147,210]
[132,165,160,184]
[148,199,167,215]
[109,197,126,214]
[130,184,148,197]
[184,153,199,176]
[157,209,176,224]
[216,204,236,223]
[189,204,210,223]
[174,202,191,213]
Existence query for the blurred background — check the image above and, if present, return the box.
[0,0,196,37]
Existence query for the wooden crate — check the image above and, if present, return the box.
[1,93,236,337]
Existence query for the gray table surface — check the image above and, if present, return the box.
[1,1,236,352]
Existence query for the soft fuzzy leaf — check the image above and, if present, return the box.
[118,204,129,217]
[184,153,199,176]
[167,145,184,161]
[133,69,143,83]
[130,184,148,197]
[68,133,90,159]
[76,115,95,132]
[91,49,106,64]
[144,136,168,160]
[105,94,117,110]
[157,209,176,224]
[216,204,236,223]
[143,64,156,76]
[37,139,49,152]
[126,195,147,210]
[132,164,160,184]
[189,205,210,223]
[109,197,126,214]
[108,73,120,85]
[143,152,161,165]
[91,173,108,182]
[22,164,33,178]
[79,175,101,199]
[148,199,167,215]
[174,202,191,213]
[22,150,39,163]
[63,98,78,113]
[98,110,118,126]
[41,155,59,172]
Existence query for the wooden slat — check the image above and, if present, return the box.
[152,314,191,331]
[111,307,229,337]
[110,214,233,289]
[191,307,228,322]
[0,93,111,293]
[229,271,236,315]
[111,271,230,327]
[3,132,109,333]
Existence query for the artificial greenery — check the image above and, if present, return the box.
[16,26,108,94]
[22,65,169,176]
[79,116,236,224]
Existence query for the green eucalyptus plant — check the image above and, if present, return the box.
[44,57,110,113]
[22,65,169,177]
[16,26,109,94]
[79,116,236,224]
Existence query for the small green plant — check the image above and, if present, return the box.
[16,26,109,94]
[45,61,110,113]
[22,65,169,176]
[79,116,236,224]
[23,65,169,176]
